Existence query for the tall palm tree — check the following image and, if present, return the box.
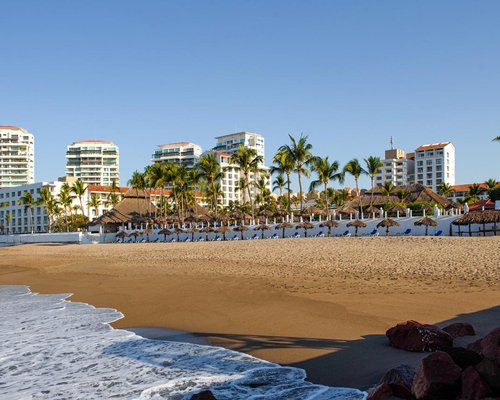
[70,180,88,217]
[87,194,101,220]
[343,159,366,197]
[5,211,12,234]
[271,150,295,216]
[18,191,38,234]
[309,156,343,217]
[272,174,286,198]
[105,192,120,209]
[40,186,56,232]
[466,183,481,203]
[197,154,223,215]
[364,156,384,209]
[58,184,76,232]
[278,134,313,213]
[230,145,263,219]
[128,170,146,218]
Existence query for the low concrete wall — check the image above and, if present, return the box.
[0,216,496,244]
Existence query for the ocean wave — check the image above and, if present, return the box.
[0,285,367,400]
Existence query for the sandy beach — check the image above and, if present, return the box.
[0,236,499,390]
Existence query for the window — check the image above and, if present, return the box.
[427,173,433,179]
[436,159,442,165]
[426,160,433,166]
[417,167,423,173]
[417,174,423,180]
[417,161,423,166]
[426,180,433,186]
[436,172,442,178]
[427,166,433,172]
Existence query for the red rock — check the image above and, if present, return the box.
[467,327,500,365]
[380,364,415,399]
[386,320,453,352]
[412,351,462,399]
[442,347,483,370]
[475,358,500,392]
[459,366,490,400]
[442,322,476,338]
[189,390,217,400]
[367,382,393,400]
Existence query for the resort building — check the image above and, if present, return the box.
[414,142,455,192]
[374,148,415,187]
[0,126,35,188]
[151,142,202,167]
[66,140,120,186]
[449,182,498,203]
[213,132,265,160]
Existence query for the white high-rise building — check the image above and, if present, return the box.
[0,126,35,188]
[151,142,202,167]
[66,140,119,186]
[414,142,455,192]
[374,148,415,188]
[213,132,265,160]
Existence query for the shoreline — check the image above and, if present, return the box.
[1,237,498,390]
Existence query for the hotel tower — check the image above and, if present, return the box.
[0,126,35,188]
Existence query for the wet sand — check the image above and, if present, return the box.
[0,237,498,390]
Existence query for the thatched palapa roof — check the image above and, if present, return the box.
[452,210,500,225]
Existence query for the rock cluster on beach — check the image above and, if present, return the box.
[368,321,500,400]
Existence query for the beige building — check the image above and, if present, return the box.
[0,126,35,188]
[151,142,202,167]
[374,148,415,187]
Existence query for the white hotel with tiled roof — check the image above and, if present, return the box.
[0,126,35,188]
[66,140,120,186]
[414,142,455,192]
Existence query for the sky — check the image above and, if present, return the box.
[1,0,499,190]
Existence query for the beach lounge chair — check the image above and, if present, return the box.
[435,230,443,236]
[153,238,159,243]
[169,238,176,242]
[400,228,411,236]
[342,230,351,237]
[369,229,379,237]
[271,233,279,239]
[215,236,222,241]
[251,233,259,240]
[231,235,239,240]
[197,237,205,242]
[317,231,325,237]
[184,237,191,242]
[291,232,300,238]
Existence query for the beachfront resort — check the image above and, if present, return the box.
[0,126,499,244]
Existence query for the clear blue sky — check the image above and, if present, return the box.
[1,1,499,190]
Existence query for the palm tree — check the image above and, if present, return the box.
[381,181,396,201]
[105,192,120,209]
[271,149,295,216]
[128,170,146,218]
[58,184,76,232]
[466,183,481,203]
[18,191,38,234]
[230,145,263,219]
[87,194,101,221]
[343,159,366,197]
[309,156,343,217]
[5,211,12,234]
[272,174,286,197]
[438,182,454,197]
[70,180,88,217]
[493,136,500,141]
[484,178,497,189]
[197,154,223,215]
[364,156,384,209]
[39,186,56,232]
[278,134,313,213]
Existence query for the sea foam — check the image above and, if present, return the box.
[0,285,367,399]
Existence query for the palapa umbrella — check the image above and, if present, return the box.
[414,216,437,236]
[216,225,230,241]
[157,228,172,242]
[296,221,315,237]
[129,230,143,242]
[186,227,199,241]
[233,225,249,240]
[199,226,214,241]
[319,220,339,237]
[143,226,154,242]
[377,218,400,236]
[258,209,274,217]
[452,210,500,237]
[275,221,293,238]
[346,219,367,237]
[365,206,379,217]
[390,204,406,216]
[254,224,270,239]
[173,227,185,241]
[338,205,359,216]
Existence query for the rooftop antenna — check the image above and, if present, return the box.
[390,136,394,149]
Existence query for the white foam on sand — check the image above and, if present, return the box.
[0,285,367,400]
